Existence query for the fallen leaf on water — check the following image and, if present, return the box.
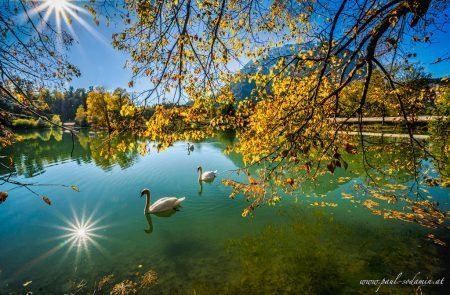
[286,178,294,186]
[42,196,51,205]
[23,281,32,287]
[311,201,338,207]
[0,192,8,204]
[341,192,354,199]
[338,177,351,183]
[372,209,382,215]
[71,185,80,192]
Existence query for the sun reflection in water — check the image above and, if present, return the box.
[56,210,109,255]
[64,219,95,248]
[12,209,110,278]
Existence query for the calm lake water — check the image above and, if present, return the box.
[0,129,449,294]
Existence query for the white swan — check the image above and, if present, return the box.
[140,189,185,214]
[197,166,217,182]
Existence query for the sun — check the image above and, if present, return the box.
[27,0,81,35]
[46,0,69,12]
[25,0,105,44]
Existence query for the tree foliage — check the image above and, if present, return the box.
[113,0,450,227]
[85,88,141,131]
[75,105,88,127]
[0,0,81,146]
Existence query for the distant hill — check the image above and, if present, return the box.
[231,43,363,101]
[231,43,306,101]
[240,44,305,75]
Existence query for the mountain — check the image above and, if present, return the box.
[231,43,362,101]
[231,43,308,101]
[240,44,304,75]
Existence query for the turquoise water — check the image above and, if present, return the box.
[0,130,449,294]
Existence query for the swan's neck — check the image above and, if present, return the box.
[144,193,151,213]
[198,168,202,181]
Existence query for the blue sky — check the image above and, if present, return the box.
[66,7,450,92]
[67,20,136,91]
[409,29,450,77]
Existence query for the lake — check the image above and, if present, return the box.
[0,129,449,294]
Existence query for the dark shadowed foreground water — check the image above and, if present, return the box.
[0,130,449,294]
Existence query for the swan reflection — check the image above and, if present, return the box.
[144,209,178,235]
[187,142,194,155]
[198,180,203,195]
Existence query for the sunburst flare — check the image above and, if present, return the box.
[24,0,105,44]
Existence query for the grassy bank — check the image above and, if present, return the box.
[11,115,62,129]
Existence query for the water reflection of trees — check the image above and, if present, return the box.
[303,136,433,193]
[209,132,438,195]
[189,131,444,192]
[208,132,448,231]
[0,130,141,177]
[88,132,141,171]
[3,130,445,185]
[1,129,83,178]
[2,130,447,231]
